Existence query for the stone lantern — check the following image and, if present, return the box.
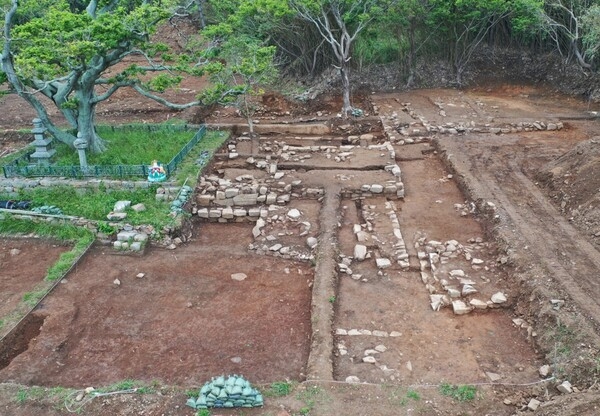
[30,118,55,166]
[73,132,88,170]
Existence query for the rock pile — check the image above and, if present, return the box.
[248,207,315,261]
[113,230,148,253]
[378,101,565,145]
[414,235,508,314]
[186,375,263,409]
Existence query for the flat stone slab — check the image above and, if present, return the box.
[231,273,248,281]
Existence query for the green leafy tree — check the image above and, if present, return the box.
[289,0,397,116]
[426,0,521,85]
[539,0,600,69]
[197,36,278,134]
[582,5,600,64]
[1,0,202,153]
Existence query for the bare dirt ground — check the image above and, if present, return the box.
[0,223,313,388]
[3,67,600,416]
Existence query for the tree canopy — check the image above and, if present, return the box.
[3,0,600,149]
[1,0,203,153]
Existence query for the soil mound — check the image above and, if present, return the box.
[537,138,600,238]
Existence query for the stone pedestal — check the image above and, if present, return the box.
[29,119,55,166]
[73,133,88,170]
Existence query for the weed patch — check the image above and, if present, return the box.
[439,383,477,402]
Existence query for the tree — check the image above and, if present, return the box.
[197,36,278,135]
[582,5,600,65]
[426,0,520,86]
[539,0,598,69]
[289,0,396,116]
[1,0,202,153]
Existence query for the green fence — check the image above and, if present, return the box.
[2,125,206,179]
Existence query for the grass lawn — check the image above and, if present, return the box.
[0,125,228,225]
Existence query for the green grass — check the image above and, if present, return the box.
[53,123,197,166]
[296,385,327,415]
[15,389,28,405]
[174,130,227,187]
[439,383,477,402]
[1,185,173,228]
[264,381,294,397]
[0,145,33,166]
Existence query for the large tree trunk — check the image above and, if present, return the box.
[76,89,106,154]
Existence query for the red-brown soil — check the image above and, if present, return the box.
[0,223,312,388]
[4,52,600,414]
[0,239,69,320]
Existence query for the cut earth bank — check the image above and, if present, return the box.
[2,85,600,415]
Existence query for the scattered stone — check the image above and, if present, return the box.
[131,203,146,212]
[539,365,550,377]
[469,299,488,309]
[406,361,413,372]
[374,344,387,353]
[307,237,318,249]
[107,211,127,221]
[486,372,502,382]
[287,209,301,219]
[354,244,367,261]
[136,273,145,278]
[452,300,473,315]
[9,248,20,256]
[372,330,388,337]
[348,329,361,336]
[345,376,361,384]
[336,328,348,335]
[389,331,402,337]
[503,398,512,405]
[449,269,465,277]
[362,356,377,364]
[527,398,541,411]
[113,278,121,286]
[231,273,247,281]
[556,381,573,394]
[462,284,478,296]
[491,292,507,304]
[113,200,131,212]
[230,356,242,364]
[376,258,392,269]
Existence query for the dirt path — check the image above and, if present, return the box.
[306,184,340,381]
[438,135,600,332]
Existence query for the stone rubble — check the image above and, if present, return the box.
[378,101,565,146]
[414,234,509,314]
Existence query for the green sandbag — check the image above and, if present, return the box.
[226,376,236,387]
[224,401,234,408]
[200,384,210,395]
[254,394,264,407]
[234,377,246,387]
[231,385,243,395]
[214,376,225,387]
[186,398,197,409]
[242,386,254,396]
[211,387,220,396]
[196,396,207,407]
[218,389,228,399]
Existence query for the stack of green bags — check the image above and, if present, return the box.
[186,375,264,409]
[170,185,192,213]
